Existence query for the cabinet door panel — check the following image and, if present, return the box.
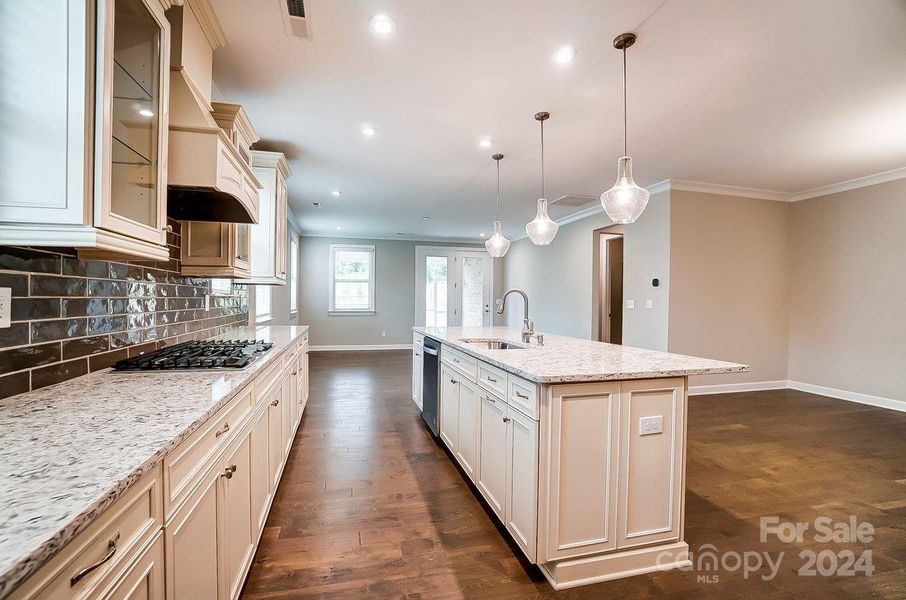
[543,382,619,561]
[221,434,255,600]
[250,403,271,538]
[165,470,218,599]
[281,374,294,459]
[411,347,423,409]
[617,378,686,549]
[267,385,284,490]
[456,378,479,481]
[506,407,539,562]
[439,367,459,453]
[477,394,507,519]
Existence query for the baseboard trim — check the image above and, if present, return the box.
[690,379,904,413]
[309,344,413,352]
[787,380,905,413]
[689,380,789,396]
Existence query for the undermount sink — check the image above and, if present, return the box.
[459,338,529,350]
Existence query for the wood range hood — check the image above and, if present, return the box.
[165,2,261,224]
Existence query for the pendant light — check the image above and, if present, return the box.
[525,111,559,245]
[485,153,511,257]
[600,32,649,224]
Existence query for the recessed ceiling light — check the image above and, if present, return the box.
[551,45,577,65]
[336,225,343,231]
[479,136,493,148]
[361,123,377,137]
[369,14,396,36]
[138,108,154,117]
[331,189,342,197]
[422,216,429,220]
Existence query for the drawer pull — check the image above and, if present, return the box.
[215,422,230,438]
[485,396,496,403]
[70,533,119,586]
[503,417,511,423]
[452,358,460,363]
[486,376,497,383]
[271,399,280,407]
[514,391,529,400]
[292,370,298,375]
[449,378,458,384]
[221,464,238,479]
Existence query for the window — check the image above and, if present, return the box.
[289,234,299,315]
[255,285,272,323]
[329,244,375,314]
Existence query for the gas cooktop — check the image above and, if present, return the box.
[113,339,274,371]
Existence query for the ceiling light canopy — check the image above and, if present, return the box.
[486,153,511,257]
[331,189,342,197]
[369,14,396,35]
[525,112,559,245]
[551,45,577,65]
[361,123,377,137]
[600,32,649,224]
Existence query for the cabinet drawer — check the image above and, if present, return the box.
[441,346,478,381]
[163,387,253,516]
[254,357,283,400]
[477,361,507,398]
[507,374,539,420]
[11,465,163,600]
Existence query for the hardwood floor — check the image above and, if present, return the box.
[242,350,906,599]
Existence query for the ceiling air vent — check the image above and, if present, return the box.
[282,0,311,39]
[311,201,321,208]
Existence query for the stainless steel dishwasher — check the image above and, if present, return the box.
[421,337,440,436]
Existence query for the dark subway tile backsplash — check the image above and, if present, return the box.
[0,230,247,400]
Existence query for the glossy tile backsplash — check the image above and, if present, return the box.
[0,220,248,399]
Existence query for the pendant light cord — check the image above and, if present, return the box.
[540,118,545,198]
[495,158,500,221]
[622,47,628,157]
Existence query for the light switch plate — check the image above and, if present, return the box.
[645,299,654,309]
[639,415,664,436]
[0,287,10,328]
[626,299,635,309]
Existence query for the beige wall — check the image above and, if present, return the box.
[668,191,791,388]
[502,190,671,349]
[788,179,906,402]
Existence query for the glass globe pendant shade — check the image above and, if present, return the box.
[600,156,649,224]
[526,198,559,245]
[485,220,511,257]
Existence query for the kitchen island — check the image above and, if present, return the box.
[413,326,747,589]
[0,326,309,600]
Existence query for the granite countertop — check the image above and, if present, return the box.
[0,325,308,598]
[414,326,748,383]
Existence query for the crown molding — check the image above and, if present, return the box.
[300,232,484,244]
[787,166,906,202]
[668,179,793,202]
[177,0,228,49]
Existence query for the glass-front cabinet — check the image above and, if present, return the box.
[0,0,171,259]
[97,0,170,247]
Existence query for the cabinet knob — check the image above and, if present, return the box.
[164,224,173,233]
[503,417,511,423]
[450,378,458,384]
[271,399,280,407]
[221,464,237,479]
[292,370,298,375]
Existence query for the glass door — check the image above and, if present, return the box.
[416,248,492,328]
[96,0,169,245]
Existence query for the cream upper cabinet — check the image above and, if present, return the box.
[0,0,171,261]
[249,151,291,285]
[180,222,251,278]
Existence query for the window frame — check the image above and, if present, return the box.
[255,285,272,324]
[328,243,376,315]
[289,233,299,316]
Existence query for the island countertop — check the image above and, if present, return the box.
[0,325,308,598]
[414,326,748,384]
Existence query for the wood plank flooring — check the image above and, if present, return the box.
[241,350,906,599]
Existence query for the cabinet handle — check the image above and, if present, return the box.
[271,399,280,407]
[221,464,238,479]
[514,391,529,400]
[215,422,230,438]
[292,370,298,375]
[450,378,458,384]
[485,396,496,403]
[70,533,120,586]
[502,417,511,423]
[486,376,497,383]
[452,358,460,363]
[164,224,173,233]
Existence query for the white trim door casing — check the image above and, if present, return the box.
[415,246,493,327]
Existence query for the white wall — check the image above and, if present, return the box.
[501,190,671,349]
[297,237,486,347]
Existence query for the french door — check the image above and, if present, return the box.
[415,247,492,327]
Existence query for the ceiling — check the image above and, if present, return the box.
[210,0,906,241]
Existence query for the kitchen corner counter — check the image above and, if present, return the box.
[0,325,309,597]
[414,326,748,383]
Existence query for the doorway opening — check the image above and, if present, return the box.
[415,246,493,327]
[592,225,624,343]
